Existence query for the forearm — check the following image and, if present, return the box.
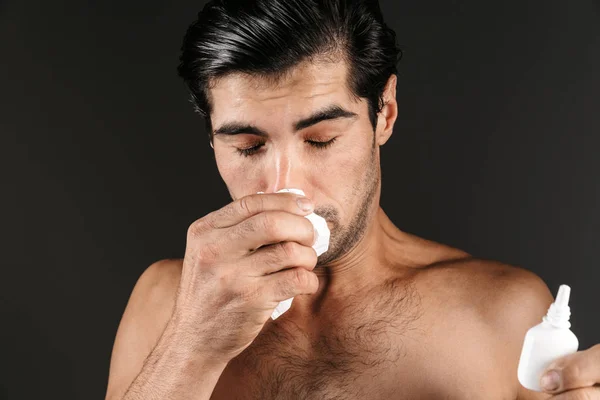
[120,315,227,400]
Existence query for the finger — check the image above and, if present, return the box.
[548,385,600,400]
[261,266,319,303]
[247,241,318,276]
[225,210,316,254]
[204,192,314,229]
[541,345,600,394]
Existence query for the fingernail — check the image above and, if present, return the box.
[541,370,561,391]
[296,197,313,211]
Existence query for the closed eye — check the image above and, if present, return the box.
[236,138,337,157]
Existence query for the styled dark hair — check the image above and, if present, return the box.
[177,0,402,143]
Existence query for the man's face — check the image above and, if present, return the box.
[208,59,384,265]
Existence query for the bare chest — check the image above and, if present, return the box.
[210,278,517,400]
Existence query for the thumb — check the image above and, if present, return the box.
[540,345,600,393]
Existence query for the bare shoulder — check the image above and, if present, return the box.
[421,256,554,400]
[105,258,183,400]
[454,257,554,326]
[420,255,554,320]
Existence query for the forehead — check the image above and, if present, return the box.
[208,59,358,123]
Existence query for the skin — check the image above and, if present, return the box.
[105,56,578,399]
[210,58,390,312]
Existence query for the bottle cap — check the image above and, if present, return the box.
[544,284,572,328]
[556,285,570,308]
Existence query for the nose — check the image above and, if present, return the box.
[264,148,307,194]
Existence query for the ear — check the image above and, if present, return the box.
[375,74,398,146]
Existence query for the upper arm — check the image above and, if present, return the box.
[104,259,182,400]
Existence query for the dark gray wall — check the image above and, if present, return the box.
[2,0,599,398]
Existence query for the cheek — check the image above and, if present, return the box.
[332,137,371,177]
[214,149,240,182]
[215,151,260,196]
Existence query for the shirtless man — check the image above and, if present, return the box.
[104,1,600,399]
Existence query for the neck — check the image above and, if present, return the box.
[290,206,412,316]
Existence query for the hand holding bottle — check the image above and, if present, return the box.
[517,284,600,396]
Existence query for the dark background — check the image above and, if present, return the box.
[2,0,599,398]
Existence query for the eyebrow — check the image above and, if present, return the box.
[213,104,359,137]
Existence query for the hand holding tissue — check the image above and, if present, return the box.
[257,188,330,320]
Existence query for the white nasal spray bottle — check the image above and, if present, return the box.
[256,188,330,320]
[517,284,579,391]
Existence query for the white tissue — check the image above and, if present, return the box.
[256,189,330,320]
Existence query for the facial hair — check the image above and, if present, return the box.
[314,138,380,266]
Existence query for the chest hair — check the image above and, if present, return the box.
[231,277,425,399]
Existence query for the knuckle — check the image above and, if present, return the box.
[237,284,262,303]
[259,213,277,236]
[278,241,297,260]
[275,273,293,297]
[238,195,252,214]
[188,216,214,238]
[239,194,262,216]
[202,213,218,230]
[260,245,284,269]
[292,268,308,287]
[197,242,221,263]
[187,221,203,238]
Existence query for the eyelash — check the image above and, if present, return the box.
[236,138,337,157]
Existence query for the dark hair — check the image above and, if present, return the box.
[177,0,402,143]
